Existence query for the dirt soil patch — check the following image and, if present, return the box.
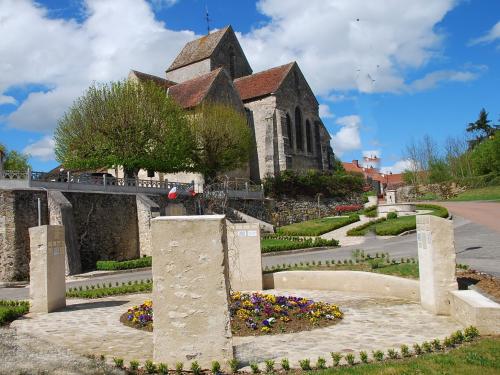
[457,270,500,301]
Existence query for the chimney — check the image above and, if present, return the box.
[352,160,359,167]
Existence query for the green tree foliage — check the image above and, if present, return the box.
[428,159,452,184]
[470,131,500,175]
[0,143,31,171]
[466,108,497,149]
[263,169,364,199]
[189,102,253,181]
[54,80,195,178]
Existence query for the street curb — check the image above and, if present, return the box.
[0,281,28,288]
[69,267,152,279]
[262,246,337,257]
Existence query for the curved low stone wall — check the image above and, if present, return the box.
[378,203,416,214]
[263,270,420,301]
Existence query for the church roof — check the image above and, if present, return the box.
[167,68,222,109]
[166,26,231,72]
[234,62,295,101]
[130,70,177,89]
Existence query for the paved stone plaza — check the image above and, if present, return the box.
[11,289,462,368]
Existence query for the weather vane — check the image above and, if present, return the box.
[205,5,211,35]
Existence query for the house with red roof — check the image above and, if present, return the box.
[127,25,334,183]
[342,159,404,194]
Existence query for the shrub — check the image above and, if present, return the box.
[316,357,327,369]
[263,169,364,199]
[175,362,184,375]
[211,361,221,375]
[228,359,239,374]
[431,339,442,351]
[422,342,432,353]
[413,343,423,355]
[335,204,363,214]
[145,360,157,374]
[345,353,355,366]
[96,256,152,270]
[191,361,201,375]
[400,344,410,358]
[280,358,290,372]
[464,326,480,341]
[372,350,384,362]
[387,349,398,359]
[330,352,342,366]
[113,358,124,369]
[387,212,398,220]
[129,360,139,371]
[298,359,311,371]
[347,218,386,236]
[444,337,454,348]
[264,359,275,373]
[451,330,464,345]
[250,362,260,374]
[158,363,168,375]
[359,351,368,363]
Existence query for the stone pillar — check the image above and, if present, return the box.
[48,190,81,275]
[136,194,160,257]
[275,109,288,173]
[417,215,458,315]
[386,190,396,204]
[29,225,66,313]
[227,222,263,291]
[152,215,233,368]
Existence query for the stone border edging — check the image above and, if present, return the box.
[263,270,420,301]
[70,267,152,279]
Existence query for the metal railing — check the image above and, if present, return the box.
[1,169,264,199]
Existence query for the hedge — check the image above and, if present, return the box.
[276,214,360,236]
[96,256,151,271]
[0,300,30,326]
[347,218,386,236]
[261,237,339,253]
[66,280,152,299]
[416,203,449,218]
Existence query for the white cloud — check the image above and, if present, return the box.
[381,159,414,174]
[330,115,362,156]
[0,0,194,132]
[409,68,484,92]
[319,104,334,119]
[240,0,458,95]
[148,0,179,9]
[23,136,56,161]
[0,95,17,105]
[469,21,500,46]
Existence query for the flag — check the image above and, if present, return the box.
[167,186,178,200]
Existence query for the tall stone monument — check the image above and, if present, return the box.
[386,190,396,204]
[29,225,66,313]
[416,215,458,315]
[227,222,262,291]
[151,215,233,368]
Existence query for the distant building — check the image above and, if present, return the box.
[342,159,403,195]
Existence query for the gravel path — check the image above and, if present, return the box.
[0,326,124,375]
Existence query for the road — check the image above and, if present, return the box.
[436,201,500,233]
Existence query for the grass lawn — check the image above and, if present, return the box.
[312,337,500,375]
[0,301,29,325]
[277,215,360,236]
[449,185,500,201]
[348,204,448,236]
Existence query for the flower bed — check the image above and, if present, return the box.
[121,292,343,336]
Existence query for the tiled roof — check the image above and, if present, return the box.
[167,26,230,72]
[342,161,363,173]
[234,62,294,101]
[130,70,177,89]
[167,68,222,108]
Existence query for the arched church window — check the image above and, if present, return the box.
[295,107,303,151]
[229,47,236,79]
[306,120,312,153]
[286,114,293,150]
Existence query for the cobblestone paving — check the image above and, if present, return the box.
[12,290,462,369]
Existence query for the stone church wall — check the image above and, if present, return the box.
[166,59,211,83]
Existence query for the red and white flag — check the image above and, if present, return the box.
[167,186,178,200]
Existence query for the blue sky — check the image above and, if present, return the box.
[0,0,499,173]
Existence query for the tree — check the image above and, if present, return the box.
[54,80,195,178]
[466,108,497,149]
[470,130,500,175]
[189,102,253,181]
[0,143,31,171]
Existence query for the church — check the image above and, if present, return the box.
[128,25,334,183]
